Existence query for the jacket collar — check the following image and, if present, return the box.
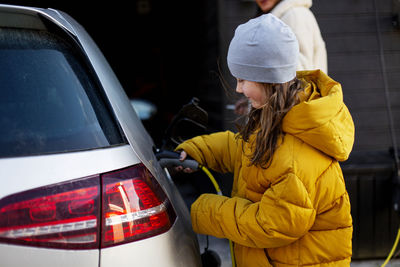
[271,0,312,18]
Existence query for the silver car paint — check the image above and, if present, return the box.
[0,4,201,267]
[41,7,161,176]
[0,243,99,267]
[0,4,163,181]
[0,145,139,198]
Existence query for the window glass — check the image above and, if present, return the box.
[0,28,125,157]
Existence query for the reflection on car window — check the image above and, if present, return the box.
[0,28,124,157]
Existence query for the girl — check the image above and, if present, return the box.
[235,0,327,116]
[176,14,354,266]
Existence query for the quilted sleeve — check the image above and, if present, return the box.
[175,130,240,173]
[190,173,316,248]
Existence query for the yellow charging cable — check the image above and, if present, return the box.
[199,165,236,267]
[200,165,222,196]
[381,227,400,267]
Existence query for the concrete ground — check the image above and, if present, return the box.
[198,235,400,267]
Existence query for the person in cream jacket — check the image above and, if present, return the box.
[257,0,327,73]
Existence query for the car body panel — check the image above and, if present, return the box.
[0,145,138,199]
[0,4,160,178]
[0,4,201,267]
[101,222,202,267]
[0,244,98,267]
[41,8,162,175]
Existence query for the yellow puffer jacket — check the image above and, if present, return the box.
[176,70,355,267]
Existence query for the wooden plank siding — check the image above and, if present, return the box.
[217,0,400,260]
[312,0,400,259]
[312,0,400,152]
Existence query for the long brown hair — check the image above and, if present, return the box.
[237,78,304,168]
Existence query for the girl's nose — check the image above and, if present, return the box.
[236,84,243,93]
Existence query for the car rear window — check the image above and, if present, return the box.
[0,28,125,157]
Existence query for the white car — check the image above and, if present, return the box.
[0,4,202,267]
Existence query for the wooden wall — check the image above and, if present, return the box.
[217,0,400,260]
[313,0,400,152]
[218,0,400,153]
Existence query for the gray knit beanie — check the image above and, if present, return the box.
[227,14,299,84]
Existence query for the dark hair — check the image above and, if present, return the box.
[254,0,283,17]
[237,78,304,168]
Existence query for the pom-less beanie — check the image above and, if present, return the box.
[227,14,299,84]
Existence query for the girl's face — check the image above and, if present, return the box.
[236,79,267,109]
[255,0,281,13]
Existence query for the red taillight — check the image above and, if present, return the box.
[0,177,100,249]
[0,164,176,249]
[101,164,176,247]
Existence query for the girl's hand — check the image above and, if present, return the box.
[175,151,196,173]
